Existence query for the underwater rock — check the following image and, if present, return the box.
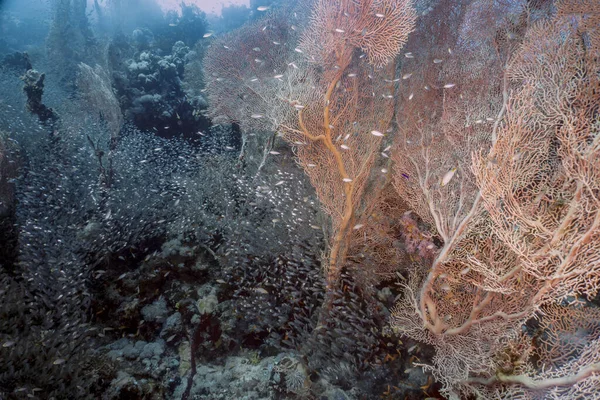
[140,340,166,371]
[191,94,208,109]
[161,237,195,258]
[20,68,58,124]
[106,338,130,360]
[405,366,429,389]
[174,356,271,399]
[322,389,351,400]
[123,341,147,360]
[131,93,162,115]
[172,41,189,60]
[132,28,155,49]
[103,370,160,400]
[196,291,218,315]
[192,258,210,272]
[141,296,169,323]
[0,51,32,74]
[78,221,102,241]
[178,340,192,376]
[128,59,151,73]
[161,312,183,338]
[377,287,393,304]
[140,340,165,359]
[171,353,351,400]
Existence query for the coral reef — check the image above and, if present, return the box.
[112,41,211,139]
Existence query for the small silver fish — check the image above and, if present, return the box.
[257,6,270,11]
[203,32,213,38]
[371,130,384,137]
[402,73,413,79]
[443,83,456,88]
[441,168,457,186]
[251,114,263,119]
[335,28,345,33]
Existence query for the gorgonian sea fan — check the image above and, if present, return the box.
[300,0,417,68]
